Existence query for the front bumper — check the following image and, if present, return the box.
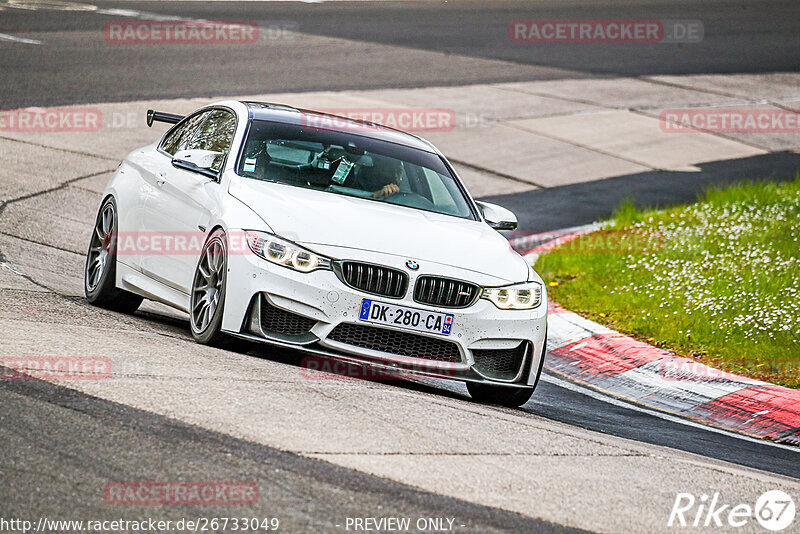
[221,245,547,387]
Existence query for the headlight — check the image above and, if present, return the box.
[481,281,542,310]
[245,231,331,273]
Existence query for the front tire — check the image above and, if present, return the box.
[190,229,228,346]
[84,197,143,314]
[466,382,534,407]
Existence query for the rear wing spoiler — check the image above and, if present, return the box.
[147,109,184,127]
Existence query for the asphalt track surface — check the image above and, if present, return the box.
[1,0,799,107]
[1,1,799,531]
[0,371,581,533]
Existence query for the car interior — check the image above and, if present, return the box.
[239,136,469,217]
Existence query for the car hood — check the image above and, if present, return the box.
[229,178,529,283]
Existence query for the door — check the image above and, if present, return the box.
[118,111,207,272]
[141,108,237,293]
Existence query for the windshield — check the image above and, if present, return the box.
[236,119,475,219]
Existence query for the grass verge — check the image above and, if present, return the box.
[535,177,800,388]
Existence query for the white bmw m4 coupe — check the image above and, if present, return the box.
[85,101,547,406]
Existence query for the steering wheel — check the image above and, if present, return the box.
[383,191,436,210]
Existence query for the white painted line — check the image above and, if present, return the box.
[0,33,42,45]
[0,0,97,11]
[546,310,614,350]
[0,261,25,276]
[95,8,141,17]
[569,341,589,352]
[614,360,759,405]
[542,372,800,453]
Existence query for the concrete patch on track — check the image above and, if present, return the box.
[0,138,114,202]
[638,102,800,153]
[498,77,740,110]
[645,73,800,102]
[508,110,766,172]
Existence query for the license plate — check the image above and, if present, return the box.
[359,299,454,336]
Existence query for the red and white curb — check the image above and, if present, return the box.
[513,227,800,446]
[508,223,603,263]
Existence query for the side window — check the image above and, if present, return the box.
[161,111,210,156]
[183,109,237,171]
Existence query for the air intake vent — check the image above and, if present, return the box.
[471,342,528,381]
[260,296,317,336]
[335,261,408,299]
[413,276,480,308]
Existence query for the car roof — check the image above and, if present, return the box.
[242,101,439,154]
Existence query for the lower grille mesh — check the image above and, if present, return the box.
[327,323,461,362]
[472,342,528,380]
[260,297,317,336]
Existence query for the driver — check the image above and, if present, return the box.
[356,156,403,199]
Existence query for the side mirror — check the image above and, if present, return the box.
[476,201,518,231]
[172,149,224,180]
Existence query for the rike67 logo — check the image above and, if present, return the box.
[669,490,796,531]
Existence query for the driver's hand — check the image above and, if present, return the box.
[373,183,400,199]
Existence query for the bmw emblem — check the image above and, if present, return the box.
[406,260,419,270]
